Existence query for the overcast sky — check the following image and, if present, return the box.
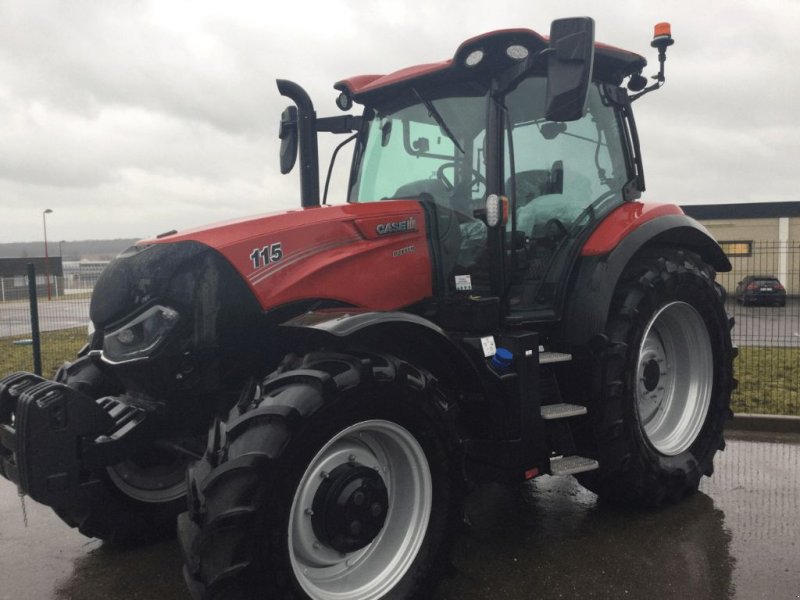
[2,0,799,244]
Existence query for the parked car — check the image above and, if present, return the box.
[735,275,787,306]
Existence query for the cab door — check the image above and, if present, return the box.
[503,77,631,318]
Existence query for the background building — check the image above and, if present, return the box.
[0,257,64,301]
[682,202,800,297]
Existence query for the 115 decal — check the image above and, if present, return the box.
[250,242,283,269]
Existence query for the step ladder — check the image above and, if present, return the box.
[537,350,599,477]
[539,351,573,365]
[549,455,599,476]
[541,402,586,420]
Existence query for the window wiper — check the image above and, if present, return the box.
[413,89,464,155]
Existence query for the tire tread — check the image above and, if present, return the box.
[578,247,735,507]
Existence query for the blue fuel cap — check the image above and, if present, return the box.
[491,348,513,373]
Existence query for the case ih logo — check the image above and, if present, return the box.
[376,216,417,236]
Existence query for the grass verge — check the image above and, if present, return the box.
[732,346,800,416]
[0,327,87,379]
[0,334,797,416]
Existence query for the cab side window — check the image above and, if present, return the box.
[505,79,627,239]
[504,78,629,310]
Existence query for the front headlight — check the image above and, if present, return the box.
[102,305,180,364]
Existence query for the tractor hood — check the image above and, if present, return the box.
[134,200,432,314]
[88,200,430,392]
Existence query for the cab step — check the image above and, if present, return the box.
[540,402,587,420]
[549,455,599,476]
[539,351,572,364]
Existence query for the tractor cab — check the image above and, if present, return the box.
[347,69,636,321]
[280,18,653,328]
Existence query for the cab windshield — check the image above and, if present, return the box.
[349,85,488,222]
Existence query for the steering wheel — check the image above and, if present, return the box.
[544,218,569,242]
[436,162,486,192]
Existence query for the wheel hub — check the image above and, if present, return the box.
[106,446,188,503]
[311,463,389,553]
[642,358,661,392]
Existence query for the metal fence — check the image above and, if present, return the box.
[1,245,799,415]
[0,271,91,378]
[716,241,800,416]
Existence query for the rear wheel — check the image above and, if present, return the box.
[635,301,713,456]
[179,352,462,600]
[578,248,734,506]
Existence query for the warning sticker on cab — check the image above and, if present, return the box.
[455,274,472,291]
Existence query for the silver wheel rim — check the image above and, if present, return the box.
[106,450,187,503]
[289,419,432,600]
[636,301,714,456]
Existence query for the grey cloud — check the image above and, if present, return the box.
[1,0,799,243]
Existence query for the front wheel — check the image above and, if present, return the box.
[55,446,192,544]
[179,352,462,600]
[52,357,193,544]
[578,248,734,506]
[289,419,432,598]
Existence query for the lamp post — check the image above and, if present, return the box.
[58,240,66,295]
[43,208,53,300]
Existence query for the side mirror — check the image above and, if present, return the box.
[279,106,298,174]
[545,17,595,122]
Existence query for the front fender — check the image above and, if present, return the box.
[561,213,730,346]
[280,309,486,396]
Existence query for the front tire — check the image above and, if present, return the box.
[289,419,433,599]
[578,248,734,506]
[52,357,192,544]
[54,448,191,544]
[179,352,462,600]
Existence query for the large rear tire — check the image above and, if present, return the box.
[578,248,734,506]
[179,351,462,600]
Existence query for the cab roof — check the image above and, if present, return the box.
[335,28,646,104]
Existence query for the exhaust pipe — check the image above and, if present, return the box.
[277,79,320,208]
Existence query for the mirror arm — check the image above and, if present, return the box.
[316,115,363,134]
[628,79,664,102]
[492,48,553,97]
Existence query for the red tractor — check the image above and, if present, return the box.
[0,18,733,600]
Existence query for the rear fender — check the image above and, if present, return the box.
[279,310,486,396]
[562,213,730,346]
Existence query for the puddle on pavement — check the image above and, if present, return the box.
[1,438,797,600]
[436,478,735,600]
[53,539,187,600]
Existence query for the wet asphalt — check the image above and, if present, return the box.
[0,431,797,600]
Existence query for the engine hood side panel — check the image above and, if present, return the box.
[142,201,433,311]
